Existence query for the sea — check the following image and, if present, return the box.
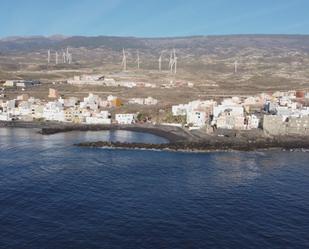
[0,128,308,249]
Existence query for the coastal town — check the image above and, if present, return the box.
[1,77,309,137]
[3,2,309,248]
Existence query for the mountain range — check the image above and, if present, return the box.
[1,35,309,54]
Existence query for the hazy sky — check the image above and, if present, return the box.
[1,0,309,37]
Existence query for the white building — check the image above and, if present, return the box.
[247,115,260,129]
[144,97,158,105]
[0,112,12,121]
[144,83,156,88]
[43,101,65,122]
[276,106,294,117]
[300,107,309,117]
[5,99,16,110]
[187,111,207,128]
[129,98,144,105]
[85,116,111,124]
[16,102,33,117]
[216,113,245,130]
[3,80,40,88]
[279,96,292,107]
[129,97,158,106]
[32,105,44,119]
[172,100,216,128]
[107,95,117,102]
[80,93,100,110]
[118,81,137,88]
[85,111,111,124]
[64,97,79,108]
[104,78,117,86]
[213,105,244,118]
[68,75,105,86]
[115,114,136,124]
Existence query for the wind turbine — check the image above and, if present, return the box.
[66,47,70,63]
[47,49,51,64]
[169,51,174,73]
[68,53,72,64]
[234,60,238,74]
[136,50,140,70]
[158,53,162,72]
[55,52,59,65]
[121,49,127,71]
[173,49,177,75]
[62,51,66,64]
[169,49,177,74]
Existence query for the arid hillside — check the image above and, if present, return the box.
[1,35,309,99]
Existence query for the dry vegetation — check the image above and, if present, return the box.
[1,35,309,111]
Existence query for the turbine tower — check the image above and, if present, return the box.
[169,51,174,73]
[137,50,140,70]
[68,53,72,64]
[158,54,162,72]
[55,52,59,65]
[62,51,66,64]
[47,49,51,64]
[66,47,70,63]
[169,49,177,74]
[234,60,238,74]
[122,49,127,71]
[173,49,177,75]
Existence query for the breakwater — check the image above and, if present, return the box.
[76,136,309,152]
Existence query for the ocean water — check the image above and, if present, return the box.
[0,128,308,249]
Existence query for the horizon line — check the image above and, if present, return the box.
[2,33,309,40]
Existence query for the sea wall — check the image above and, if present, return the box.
[263,115,309,136]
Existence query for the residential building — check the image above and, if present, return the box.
[43,101,65,122]
[85,111,111,124]
[129,97,158,105]
[115,114,136,124]
[187,110,207,128]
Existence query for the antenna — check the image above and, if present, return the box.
[158,54,162,72]
[122,48,127,71]
[47,49,51,64]
[234,60,238,74]
[55,52,59,65]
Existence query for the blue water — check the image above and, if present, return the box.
[0,128,309,249]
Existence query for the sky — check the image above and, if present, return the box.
[0,0,309,38]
